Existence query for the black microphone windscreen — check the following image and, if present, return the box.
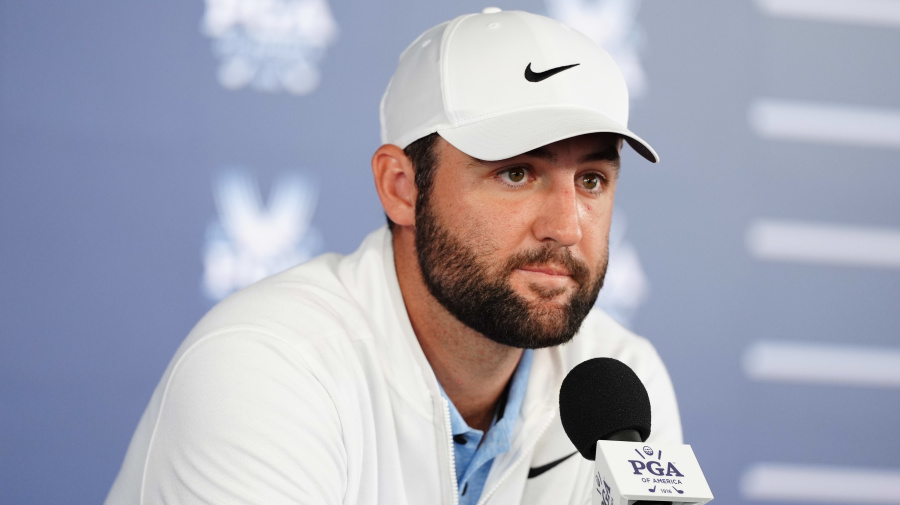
[559,357,652,460]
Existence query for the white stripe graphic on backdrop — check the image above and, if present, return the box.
[741,463,900,503]
[743,341,900,388]
[746,219,900,269]
[757,0,900,28]
[749,99,900,149]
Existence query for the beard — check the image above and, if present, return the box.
[414,199,608,349]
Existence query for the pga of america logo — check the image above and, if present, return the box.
[201,0,338,95]
[202,169,322,301]
[629,446,686,495]
[546,0,648,97]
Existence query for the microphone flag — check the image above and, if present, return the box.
[592,440,713,505]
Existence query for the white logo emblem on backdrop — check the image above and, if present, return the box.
[546,0,647,97]
[202,169,323,301]
[595,211,650,328]
[201,0,339,95]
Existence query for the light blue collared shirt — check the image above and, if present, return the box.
[439,349,533,505]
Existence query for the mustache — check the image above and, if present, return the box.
[502,245,591,287]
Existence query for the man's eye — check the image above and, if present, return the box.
[504,168,527,183]
[581,174,602,190]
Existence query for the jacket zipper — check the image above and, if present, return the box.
[442,397,461,505]
[475,413,555,505]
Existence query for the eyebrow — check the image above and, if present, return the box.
[521,146,557,161]
[580,146,621,173]
[580,146,619,163]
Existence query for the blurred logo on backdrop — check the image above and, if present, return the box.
[546,0,647,97]
[201,0,339,95]
[595,211,649,328]
[203,169,323,301]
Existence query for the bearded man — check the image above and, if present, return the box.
[106,8,682,505]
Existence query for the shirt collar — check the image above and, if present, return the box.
[440,349,534,437]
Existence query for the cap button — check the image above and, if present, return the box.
[482,7,502,14]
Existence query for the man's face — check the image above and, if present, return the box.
[415,133,621,349]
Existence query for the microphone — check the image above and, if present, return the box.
[559,358,713,505]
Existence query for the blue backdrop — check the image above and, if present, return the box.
[2,1,899,503]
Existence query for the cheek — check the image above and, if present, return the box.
[431,192,496,252]
[465,204,513,252]
[456,196,535,256]
[581,202,613,254]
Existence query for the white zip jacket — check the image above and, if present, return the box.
[105,227,682,505]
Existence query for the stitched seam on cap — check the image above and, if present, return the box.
[439,14,472,126]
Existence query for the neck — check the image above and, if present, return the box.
[393,228,523,433]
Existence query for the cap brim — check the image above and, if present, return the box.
[437,106,659,163]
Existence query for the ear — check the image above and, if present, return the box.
[371,144,417,227]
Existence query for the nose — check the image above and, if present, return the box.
[533,182,582,247]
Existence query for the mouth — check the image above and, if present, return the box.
[517,264,572,277]
[513,265,577,298]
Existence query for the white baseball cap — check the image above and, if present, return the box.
[380,8,658,163]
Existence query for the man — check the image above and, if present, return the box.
[106,8,681,505]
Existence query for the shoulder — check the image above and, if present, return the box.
[162,226,403,404]
[109,230,401,504]
[158,246,386,405]
[147,234,389,436]
[196,255,361,340]
[187,227,397,350]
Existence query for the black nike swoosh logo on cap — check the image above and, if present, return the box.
[524,62,580,82]
[527,451,578,478]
